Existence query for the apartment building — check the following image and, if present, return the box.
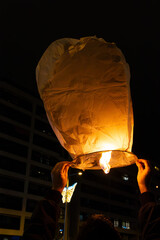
[1,81,159,240]
[0,81,70,238]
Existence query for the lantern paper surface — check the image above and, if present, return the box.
[36,36,137,171]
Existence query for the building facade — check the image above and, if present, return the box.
[0,81,70,239]
[1,81,159,240]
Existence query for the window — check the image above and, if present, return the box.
[79,212,90,221]
[31,150,59,166]
[131,221,137,230]
[83,171,110,186]
[28,182,50,197]
[0,155,26,174]
[110,192,135,205]
[110,179,137,194]
[81,184,109,198]
[26,199,38,212]
[30,165,51,182]
[24,218,31,232]
[110,205,137,217]
[0,137,28,158]
[0,214,20,230]
[0,102,31,126]
[114,219,119,228]
[59,208,65,219]
[1,88,32,111]
[0,119,30,141]
[0,174,24,192]
[0,236,21,240]
[81,198,108,212]
[55,223,64,239]
[33,134,62,154]
[126,221,130,229]
[0,193,23,210]
[34,119,55,137]
[36,105,47,120]
[122,221,130,229]
[122,221,126,229]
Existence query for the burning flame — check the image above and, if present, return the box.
[99,151,111,174]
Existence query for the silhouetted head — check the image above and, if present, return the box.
[77,214,121,240]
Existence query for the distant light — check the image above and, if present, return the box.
[114,219,119,227]
[126,221,130,229]
[122,221,130,229]
[155,166,160,171]
[122,174,129,181]
[78,172,83,175]
[122,226,127,229]
[156,185,159,189]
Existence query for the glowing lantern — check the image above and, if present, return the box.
[36,36,137,173]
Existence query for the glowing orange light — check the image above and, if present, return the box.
[99,151,111,174]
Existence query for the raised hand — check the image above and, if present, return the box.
[136,159,151,194]
[51,161,71,193]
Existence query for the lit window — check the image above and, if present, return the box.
[126,221,130,229]
[122,221,126,229]
[114,219,119,227]
[122,221,130,229]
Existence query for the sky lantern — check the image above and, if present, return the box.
[36,36,137,173]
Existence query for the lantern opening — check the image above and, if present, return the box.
[99,151,111,174]
[71,150,137,171]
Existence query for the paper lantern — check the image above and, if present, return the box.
[36,36,137,173]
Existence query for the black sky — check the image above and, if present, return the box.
[1,0,160,165]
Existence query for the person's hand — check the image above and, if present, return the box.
[136,159,151,194]
[51,161,71,193]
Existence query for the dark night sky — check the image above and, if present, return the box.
[1,1,160,166]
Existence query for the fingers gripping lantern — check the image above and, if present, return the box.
[36,36,137,172]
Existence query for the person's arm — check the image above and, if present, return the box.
[23,161,70,240]
[136,159,160,240]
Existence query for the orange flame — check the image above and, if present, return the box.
[99,151,111,174]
